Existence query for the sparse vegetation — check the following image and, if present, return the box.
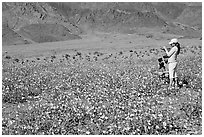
[5,55,12,59]
[1,2,202,135]
[2,45,202,135]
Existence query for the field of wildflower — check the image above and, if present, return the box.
[2,45,202,135]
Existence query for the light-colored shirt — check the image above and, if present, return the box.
[165,46,178,63]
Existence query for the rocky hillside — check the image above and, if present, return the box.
[2,23,31,45]
[48,2,202,34]
[49,2,166,33]
[175,5,202,28]
[2,2,81,46]
[2,2,202,46]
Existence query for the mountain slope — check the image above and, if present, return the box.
[2,2,202,46]
[2,24,31,46]
[17,24,81,43]
[176,5,202,29]
[48,2,167,33]
[153,2,186,20]
[48,2,201,36]
[2,2,82,45]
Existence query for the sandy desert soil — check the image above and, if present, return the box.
[2,31,201,59]
[2,33,202,135]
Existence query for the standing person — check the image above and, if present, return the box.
[163,38,180,89]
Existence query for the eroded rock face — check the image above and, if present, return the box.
[2,2,202,45]
[2,2,81,45]
[48,2,168,33]
[2,2,80,32]
[48,2,201,33]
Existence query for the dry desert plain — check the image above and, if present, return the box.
[2,31,201,59]
[2,31,202,135]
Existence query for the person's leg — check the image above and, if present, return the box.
[174,77,178,86]
[172,71,176,87]
[174,73,179,88]
[168,63,174,89]
[174,63,179,88]
[169,78,174,88]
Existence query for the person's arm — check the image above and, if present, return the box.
[163,46,176,57]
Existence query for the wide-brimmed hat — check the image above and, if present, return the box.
[169,38,178,45]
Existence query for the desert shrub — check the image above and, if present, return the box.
[5,55,12,59]
[146,34,153,38]
[14,58,19,62]
[76,52,82,56]
[51,55,56,59]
